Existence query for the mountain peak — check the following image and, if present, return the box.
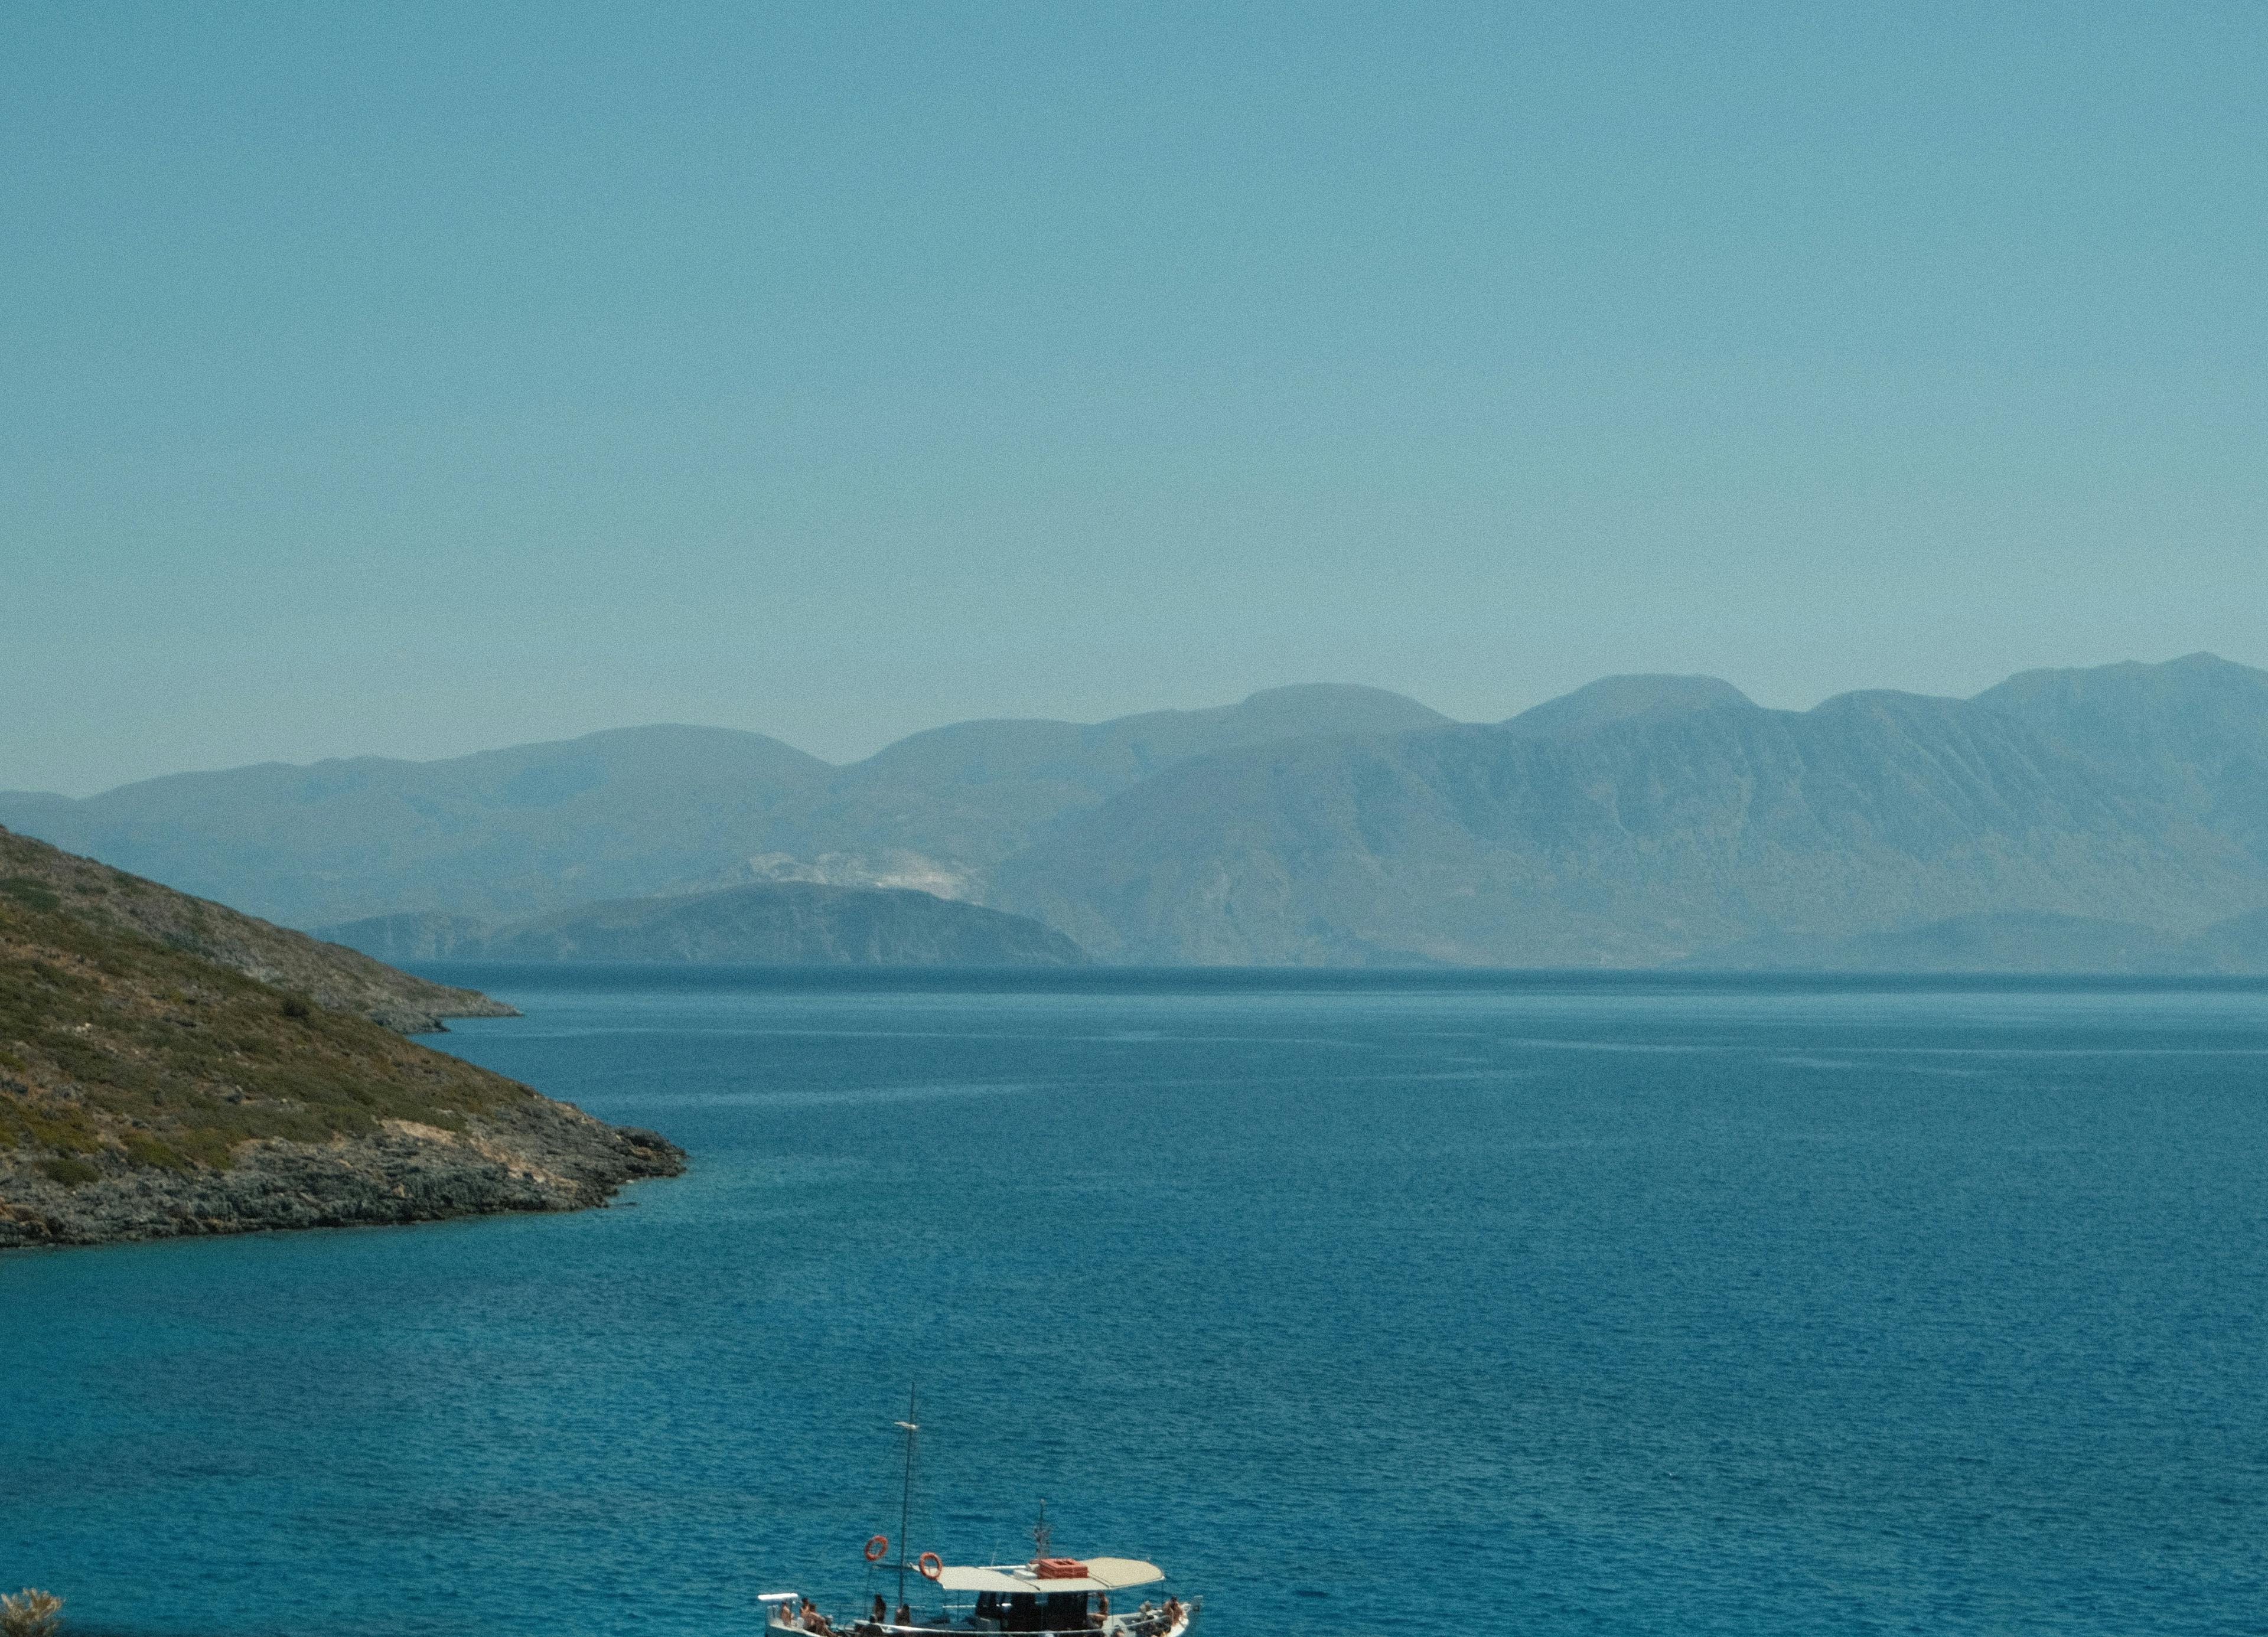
[1978,651,2268,708]
[1501,674,1754,739]
[1230,682,1444,712]
[1190,684,1451,738]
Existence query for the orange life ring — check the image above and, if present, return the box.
[918,1553,943,1581]
[864,1535,889,1563]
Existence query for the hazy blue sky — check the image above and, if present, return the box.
[6,1,2264,794]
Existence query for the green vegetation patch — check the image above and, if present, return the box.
[122,1131,191,1171]
[0,878,60,913]
[36,1155,100,1188]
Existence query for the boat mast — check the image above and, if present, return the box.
[894,1385,920,1607]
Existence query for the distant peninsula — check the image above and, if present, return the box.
[0,829,682,1251]
[318,881,1089,966]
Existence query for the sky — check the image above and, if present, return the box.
[5,1,2265,795]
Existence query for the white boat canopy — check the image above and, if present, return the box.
[934,1560,1166,1596]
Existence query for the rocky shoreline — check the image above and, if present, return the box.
[0,1096,683,1251]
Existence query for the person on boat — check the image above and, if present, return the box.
[895,1603,911,1628]
[1090,1594,1110,1631]
[871,1596,888,1628]
[801,1600,835,1635]
[1161,1596,1181,1629]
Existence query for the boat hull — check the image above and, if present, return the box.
[768,1605,1194,1637]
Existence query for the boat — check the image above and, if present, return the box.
[761,1393,1198,1637]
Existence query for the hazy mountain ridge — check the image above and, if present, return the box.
[722,683,1452,882]
[319,883,1087,966]
[0,686,1443,927]
[988,662,2268,966]
[9,658,2268,970]
[0,726,830,930]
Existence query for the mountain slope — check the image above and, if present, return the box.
[1501,674,1754,739]
[2183,907,2268,970]
[989,671,2268,966]
[391,883,1088,966]
[737,684,1453,884]
[1975,653,2268,863]
[0,850,682,1250]
[1,827,513,1032]
[1680,911,2192,972]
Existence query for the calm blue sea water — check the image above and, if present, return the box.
[8,970,2268,1637]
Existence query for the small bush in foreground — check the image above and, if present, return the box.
[1,1589,62,1637]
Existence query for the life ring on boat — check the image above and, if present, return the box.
[918,1553,943,1581]
[865,1535,889,1563]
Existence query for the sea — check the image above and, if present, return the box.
[6,969,2268,1637]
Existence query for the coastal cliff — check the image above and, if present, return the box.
[0,831,682,1250]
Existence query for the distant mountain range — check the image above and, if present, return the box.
[318,882,1086,966]
[0,685,1441,927]
[8,657,2268,971]
[991,657,2268,966]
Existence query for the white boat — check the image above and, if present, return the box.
[762,1394,1198,1637]
[763,1555,1195,1637]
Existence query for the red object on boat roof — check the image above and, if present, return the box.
[1034,1558,1090,1580]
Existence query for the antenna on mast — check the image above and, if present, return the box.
[1031,1499,1050,1560]
[894,1385,920,1607]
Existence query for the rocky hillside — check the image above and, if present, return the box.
[322,882,1089,966]
[0,827,514,1032]
[0,849,682,1251]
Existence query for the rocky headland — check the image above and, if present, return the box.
[0,829,682,1251]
